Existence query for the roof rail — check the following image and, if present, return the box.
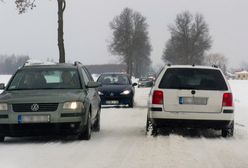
[212,65,218,68]
[167,64,171,66]
[74,61,82,66]
[23,60,56,67]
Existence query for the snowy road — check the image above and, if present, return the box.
[0,78,248,168]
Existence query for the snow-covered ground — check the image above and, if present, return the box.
[0,76,248,168]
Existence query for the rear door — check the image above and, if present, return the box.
[159,68,228,113]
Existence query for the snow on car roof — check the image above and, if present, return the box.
[164,65,220,70]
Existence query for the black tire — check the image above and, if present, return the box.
[128,98,134,108]
[0,136,4,142]
[78,112,92,140]
[151,125,158,137]
[146,116,152,133]
[146,118,150,132]
[92,110,100,132]
[221,122,234,138]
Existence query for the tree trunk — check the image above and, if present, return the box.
[57,0,66,63]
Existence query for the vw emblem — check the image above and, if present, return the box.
[31,104,39,112]
[110,92,114,97]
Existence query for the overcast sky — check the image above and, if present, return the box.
[0,0,247,68]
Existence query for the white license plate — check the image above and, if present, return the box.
[179,97,208,105]
[106,100,119,105]
[18,115,50,123]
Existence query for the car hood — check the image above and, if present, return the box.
[0,89,85,104]
[98,85,132,93]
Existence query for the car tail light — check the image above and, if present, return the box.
[222,93,233,107]
[152,90,164,104]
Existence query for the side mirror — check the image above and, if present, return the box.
[0,83,5,90]
[87,81,101,88]
[132,83,137,87]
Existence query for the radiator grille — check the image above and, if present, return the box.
[12,103,59,112]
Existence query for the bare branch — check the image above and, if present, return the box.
[15,0,36,14]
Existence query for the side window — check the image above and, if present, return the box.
[81,68,90,85]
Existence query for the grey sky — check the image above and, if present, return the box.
[0,0,247,68]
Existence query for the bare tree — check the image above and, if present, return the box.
[240,62,248,70]
[0,54,29,74]
[162,11,212,65]
[204,53,228,73]
[13,0,66,63]
[109,8,152,77]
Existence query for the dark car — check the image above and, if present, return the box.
[97,73,137,108]
[138,77,154,88]
[0,61,101,141]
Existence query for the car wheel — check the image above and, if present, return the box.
[92,110,100,132]
[79,112,92,140]
[151,125,158,137]
[146,117,151,133]
[221,122,234,138]
[0,136,5,142]
[128,98,134,108]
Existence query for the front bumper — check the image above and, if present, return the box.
[0,105,86,137]
[0,122,82,137]
[100,95,133,105]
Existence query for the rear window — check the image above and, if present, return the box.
[159,68,228,90]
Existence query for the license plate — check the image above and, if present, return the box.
[106,100,119,105]
[18,115,50,124]
[179,97,208,105]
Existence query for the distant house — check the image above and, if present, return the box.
[235,71,248,80]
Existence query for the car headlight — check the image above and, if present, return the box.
[0,103,8,111]
[121,90,131,95]
[63,102,84,110]
[98,91,104,95]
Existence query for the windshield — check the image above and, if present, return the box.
[97,74,130,85]
[7,68,81,90]
[159,68,228,90]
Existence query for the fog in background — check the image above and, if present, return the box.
[0,0,247,68]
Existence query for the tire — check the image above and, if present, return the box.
[78,112,92,140]
[0,136,4,142]
[146,116,152,133]
[92,110,100,132]
[151,125,158,137]
[221,122,234,138]
[128,98,134,108]
[146,117,150,132]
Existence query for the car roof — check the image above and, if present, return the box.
[20,63,82,70]
[100,72,129,75]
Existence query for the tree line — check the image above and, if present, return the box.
[2,1,229,76]
[109,9,228,76]
[0,55,29,74]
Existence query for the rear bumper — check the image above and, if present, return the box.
[151,119,233,129]
[0,122,82,137]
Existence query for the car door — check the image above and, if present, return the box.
[81,67,99,120]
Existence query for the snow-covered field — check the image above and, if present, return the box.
[0,76,248,168]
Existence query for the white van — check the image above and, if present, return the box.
[147,65,234,137]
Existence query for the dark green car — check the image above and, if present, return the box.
[0,62,101,141]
